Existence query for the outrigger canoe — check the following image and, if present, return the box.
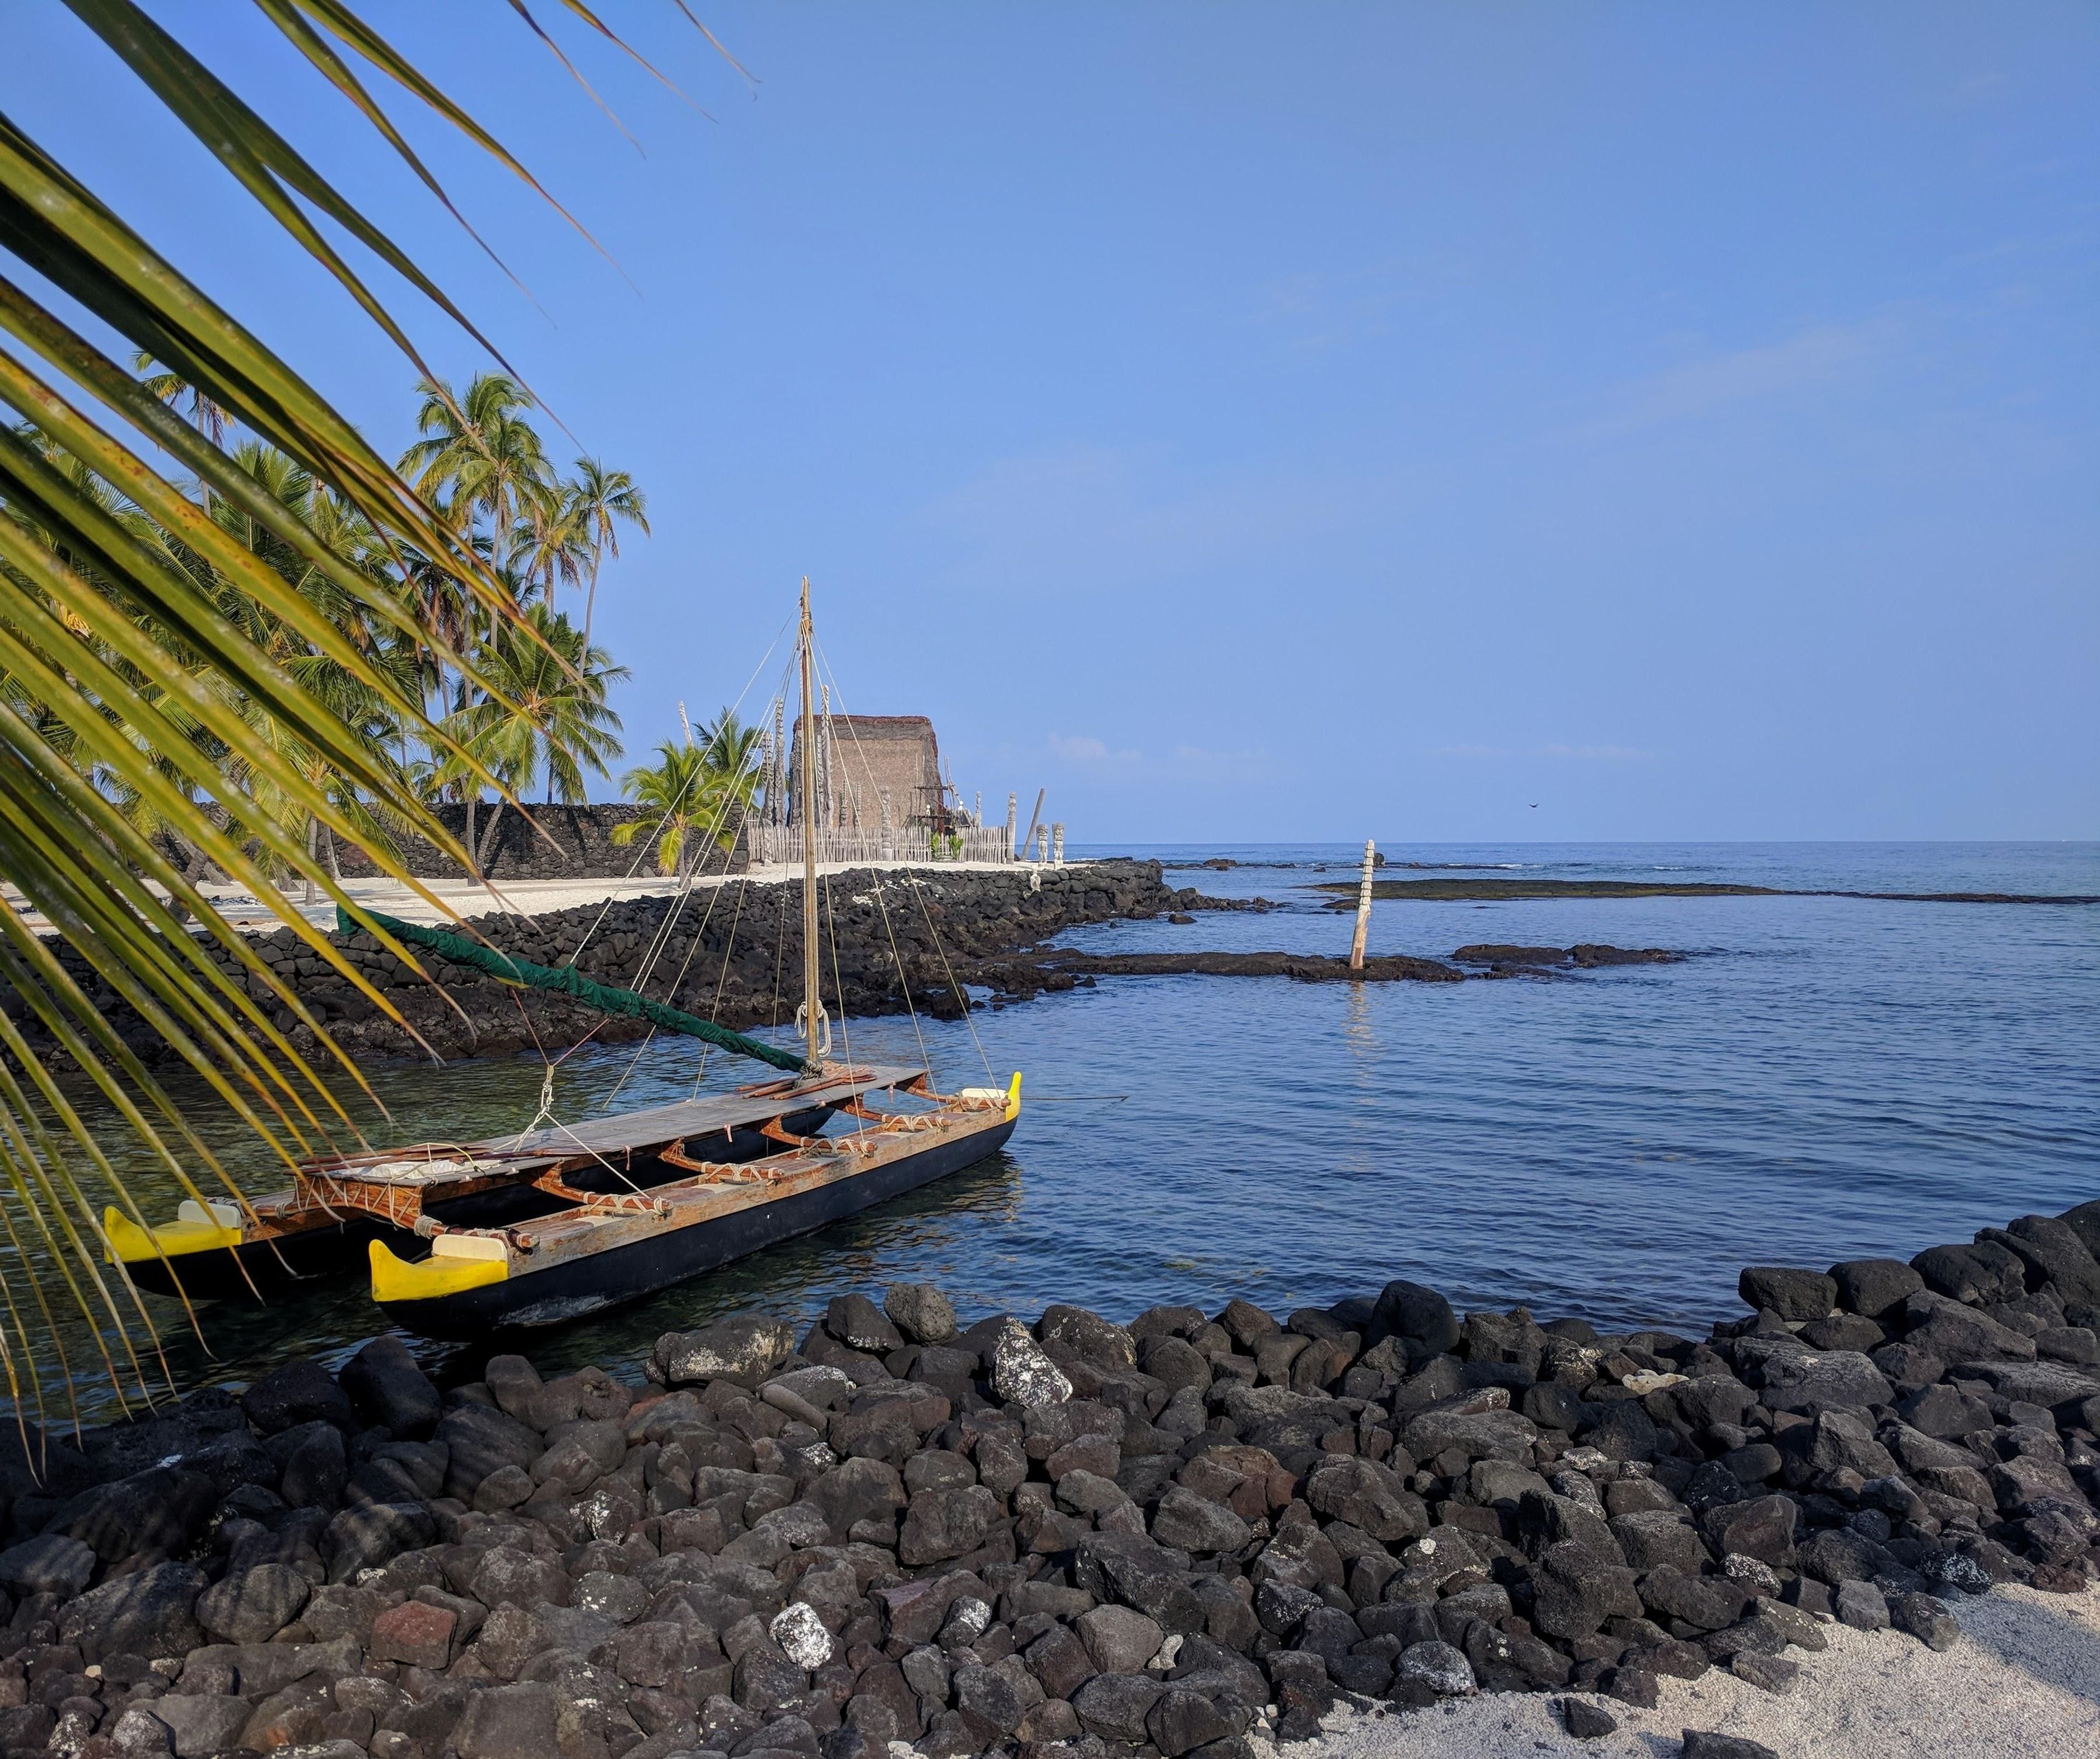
[107,1065,986,1292]
[107,581,1022,1335]
[369,1070,1016,1335]
[109,1065,1015,1336]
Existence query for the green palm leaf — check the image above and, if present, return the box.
[0,2,709,1415]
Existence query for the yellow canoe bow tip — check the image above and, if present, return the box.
[369,1235,510,1304]
[958,1073,1022,1120]
[102,1202,242,1265]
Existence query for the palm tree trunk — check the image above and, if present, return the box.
[477,797,506,872]
[464,793,477,876]
[323,821,342,883]
[581,559,600,650]
[304,814,319,904]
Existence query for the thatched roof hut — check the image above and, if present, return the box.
[792,713,948,830]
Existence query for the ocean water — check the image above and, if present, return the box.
[46,843,2100,1415]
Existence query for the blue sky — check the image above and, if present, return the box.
[14,5,2098,841]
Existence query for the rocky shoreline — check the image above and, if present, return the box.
[22,863,1265,1067]
[21,862,1690,1070]
[956,944,1682,1004]
[4,1203,2097,1759]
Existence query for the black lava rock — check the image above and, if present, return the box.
[1736,1267,1838,1320]
[1828,1258,1925,1320]
[241,1357,356,1435]
[1367,1279,1460,1357]
[336,1337,441,1438]
[1559,1696,1617,1738]
[1682,1734,1781,1759]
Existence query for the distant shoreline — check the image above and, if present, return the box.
[1306,878,2100,905]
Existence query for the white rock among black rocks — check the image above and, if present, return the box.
[652,1313,797,1385]
[990,1318,1071,1407]
[769,1601,835,1669]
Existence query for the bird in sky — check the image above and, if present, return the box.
[1529,802,1539,809]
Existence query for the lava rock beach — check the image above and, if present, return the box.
[5,1201,2099,1759]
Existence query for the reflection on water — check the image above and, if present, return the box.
[26,841,2100,1422]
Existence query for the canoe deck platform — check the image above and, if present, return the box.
[282,1063,930,1235]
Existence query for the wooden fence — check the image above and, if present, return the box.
[744,824,1018,865]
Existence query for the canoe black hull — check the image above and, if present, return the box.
[118,1106,838,1303]
[120,1222,378,1301]
[379,1117,1017,1338]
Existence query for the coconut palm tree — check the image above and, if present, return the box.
[511,493,591,609]
[564,459,650,647]
[400,373,557,567]
[613,709,762,879]
[442,604,627,871]
[697,708,763,815]
[612,738,713,879]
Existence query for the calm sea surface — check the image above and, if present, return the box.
[48,843,2100,1418]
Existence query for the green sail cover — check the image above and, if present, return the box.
[339,906,813,1075]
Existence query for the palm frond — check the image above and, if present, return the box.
[0,1,710,1412]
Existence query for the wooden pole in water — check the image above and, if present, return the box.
[798,578,824,1062]
[1349,838,1376,969]
[1022,788,1046,862]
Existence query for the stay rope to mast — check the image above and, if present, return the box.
[595,645,803,1113]
[469,616,795,1142]
[813,639,996,1086]
[562,616,790,983]
[813,687,934,1079]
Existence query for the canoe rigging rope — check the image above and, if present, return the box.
[903,869,994,1085]
[821,703,934,1079]
[767,878,790,1039]
[682,870,754,1103]
[810,646,991,1091]
[497,1038,652,1200]
[340,907,812,1074]
[587,646,797,1107]
[559,616,789,978]
[818,867,854,1133]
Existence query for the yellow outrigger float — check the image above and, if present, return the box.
[108,582,1022,1336]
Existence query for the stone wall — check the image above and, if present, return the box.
[331,804,739,884]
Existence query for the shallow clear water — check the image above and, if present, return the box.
[47,842,2100,1418]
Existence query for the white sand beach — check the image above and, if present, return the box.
[0,860,1054,936]
[1294,1584,2100,1759]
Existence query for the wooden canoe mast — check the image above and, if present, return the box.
[798,578,827,1063]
